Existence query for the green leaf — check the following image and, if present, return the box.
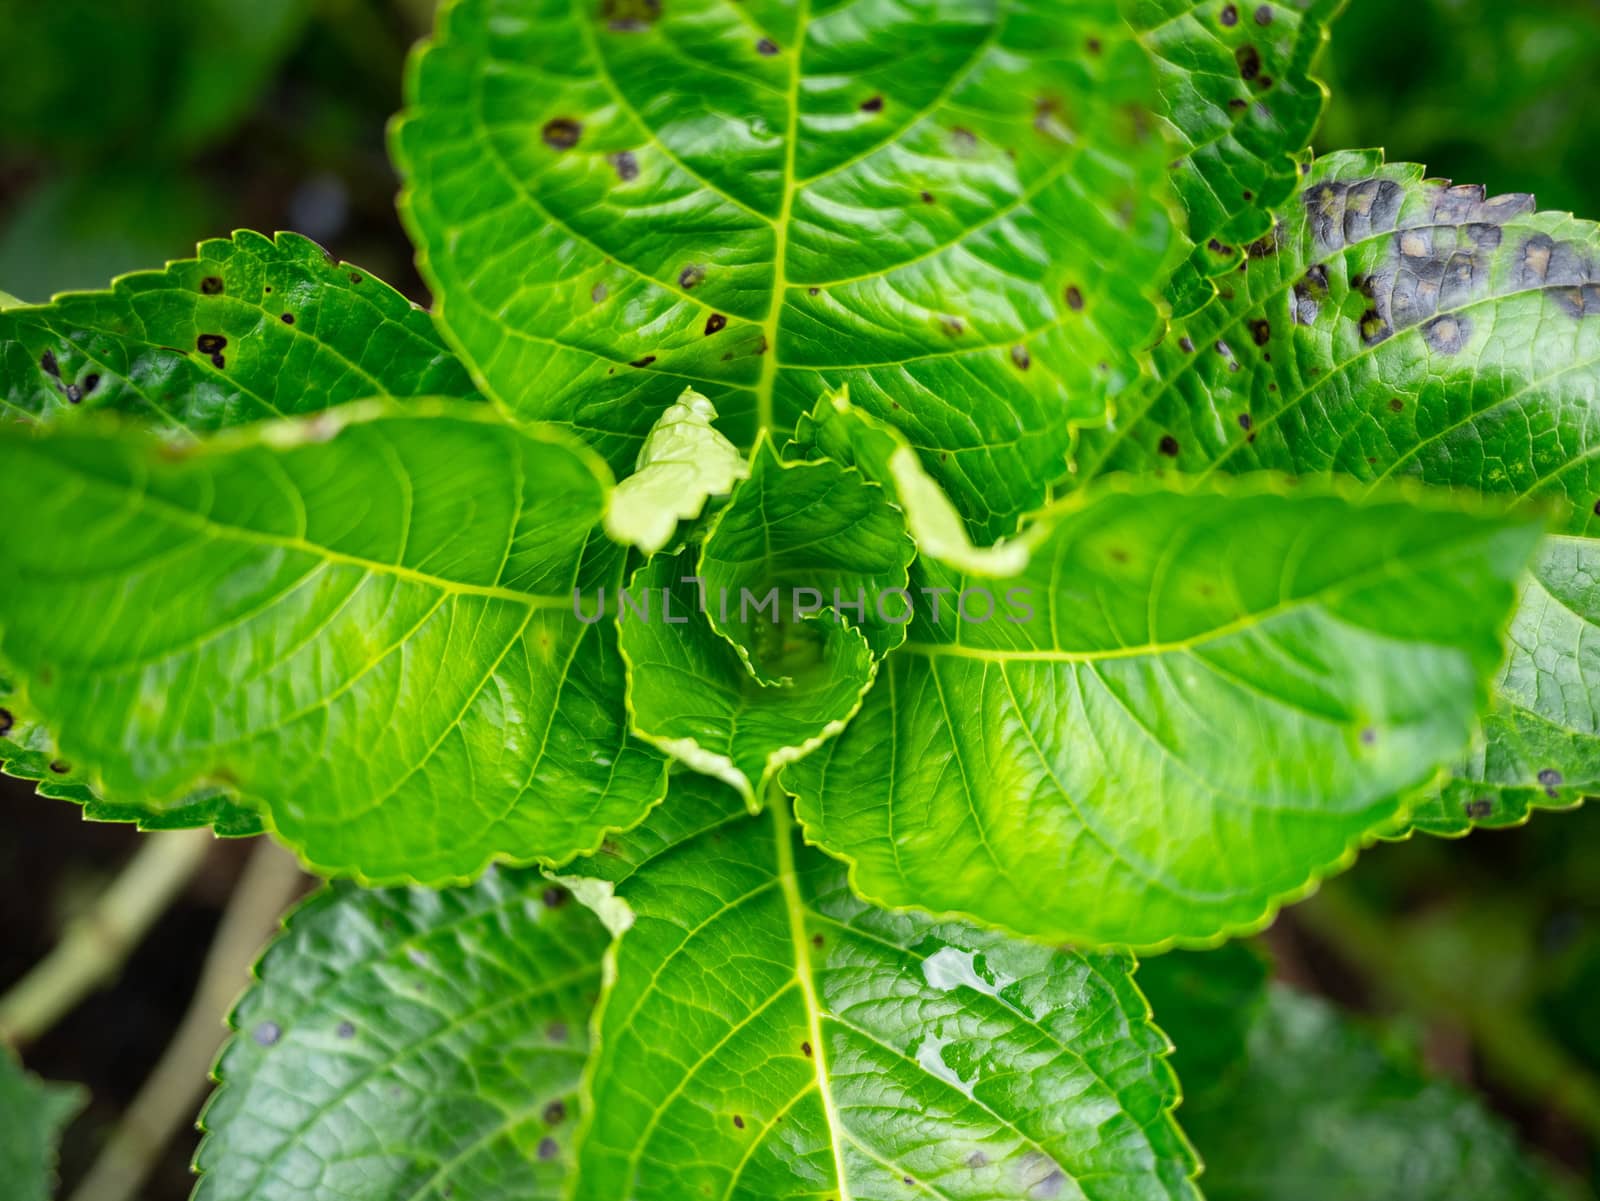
[563,774,1199,1200]
[1159,971,1578,1200]
[1130,0,1341,314]
[619,552,877,806]
[604,388,749,555]
[790,389,1032,576]
[1080,150,1600,833]
[700,438,917,673]
[0,403,668,883]
[786,478,1544,947]
[0,1053,84,1201]
[393,0,1179,539]
[0,231,478,432]
[194,868,605,1200]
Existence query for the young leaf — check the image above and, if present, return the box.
[700,439,917,673]
[1081,151,1600,832]
[1146,963,1579,1200]
[605,388,749,555]
[789,390,1032,576]
[563,774,1200,1201]
[618,552,877,806]
[0,230,478,432]
[194,868,604,1201]
[393,0,1179,538]
[0,1053,84,1201]
[1131,0,1341,313]
[0,404,667,883]
[786,479,1545,947]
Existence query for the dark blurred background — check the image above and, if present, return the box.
[1,0,1598,1197]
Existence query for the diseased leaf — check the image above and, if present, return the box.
[393,0,1179,539]
[786,479,1544,947]
[618,552,877,806]
[1081,151,1600,833]
[194,868,604,1200]
[0,1053,84,1201]
[700,438,916,674]
[564,774,1199,1201]
[0,230,478,432]
[605,388,749,555]
[0,404,667,882]
[1130,0,1341,314]
[790,390,1032,576]
[1154,967,1579,1200]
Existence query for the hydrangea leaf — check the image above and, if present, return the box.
[193,868,605,1201]
[1080,150,1600,834]
[618,552,877,806]
[1147,963,1579,1200]
[789,389,1033,576]
[700,438,917,676]
[785,478,1544,948]
[393,0,1180,540]
[0,230,478,433]
[564,774,1199,1201]
[0,403,667,883]
[1130,0,1341,315]
[0,1053,84,1201]
[604,388,749,555]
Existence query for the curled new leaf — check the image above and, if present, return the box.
[0,404,666,882]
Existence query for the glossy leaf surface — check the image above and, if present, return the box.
[0,405,666,882]
[787,479,1543,947]
[0,231,477,432]
[565,775,1199,1201]
[394,0,1179,538]
[194,868,605,1200]
[1082,151,1600,832]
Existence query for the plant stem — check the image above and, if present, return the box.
[66,840,305,1201]
[1297,885,1600,1141]
[0,828,214,1047]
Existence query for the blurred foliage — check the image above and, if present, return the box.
[1319,0,1600,213]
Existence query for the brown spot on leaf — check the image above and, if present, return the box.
[542,117,582,150]
[733,1115,746,1129]
[1064,285,1085,311]
[801,1041,813,1058]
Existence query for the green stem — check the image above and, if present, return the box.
[0,828,213,1047]
[1297,885,1600,1141]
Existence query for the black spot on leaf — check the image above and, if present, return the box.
[197,334,227,355]
[282,313,295,324]
[1292,264,1328,324]
[254,1021,282,1046]
[601,0,659,30]
[538,1137,559,1161]
[609,150,639,181]
[48,760,69,775]
[1010,345,1031,370]
[201,276,224,295]
[733,1115,746,1129]
[1389,397,1405,412]
[543,887,569,909]
[1465,798,1493,819]
[1064,285,1084,311]
[1158,434,1180,457]
[83,373,100,393]
[861,95,884,112]
[1178,335,1195,353]
[40,351,59,378]
[679,264,706,290]
[705,313,727,335]
[629,355,657,368]
[1236,45,1261,81]
[1237,413,1252,431]
[801,1041,813,1058]
[1422,314,1467,353]
[1220,3,1238,24]
[337,1021,355,1039]
[920,190,935,204]
[756,37,779,55]
[1539,768,1563,787]
[1359,308,1392,345]
[1254,4,1272,22]
[543,1100,567,1125]
[541,117,582,150]
[0,709,13,737]
[1249,318,1271,345]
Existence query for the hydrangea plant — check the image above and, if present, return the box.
[1,1,1593,1197]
